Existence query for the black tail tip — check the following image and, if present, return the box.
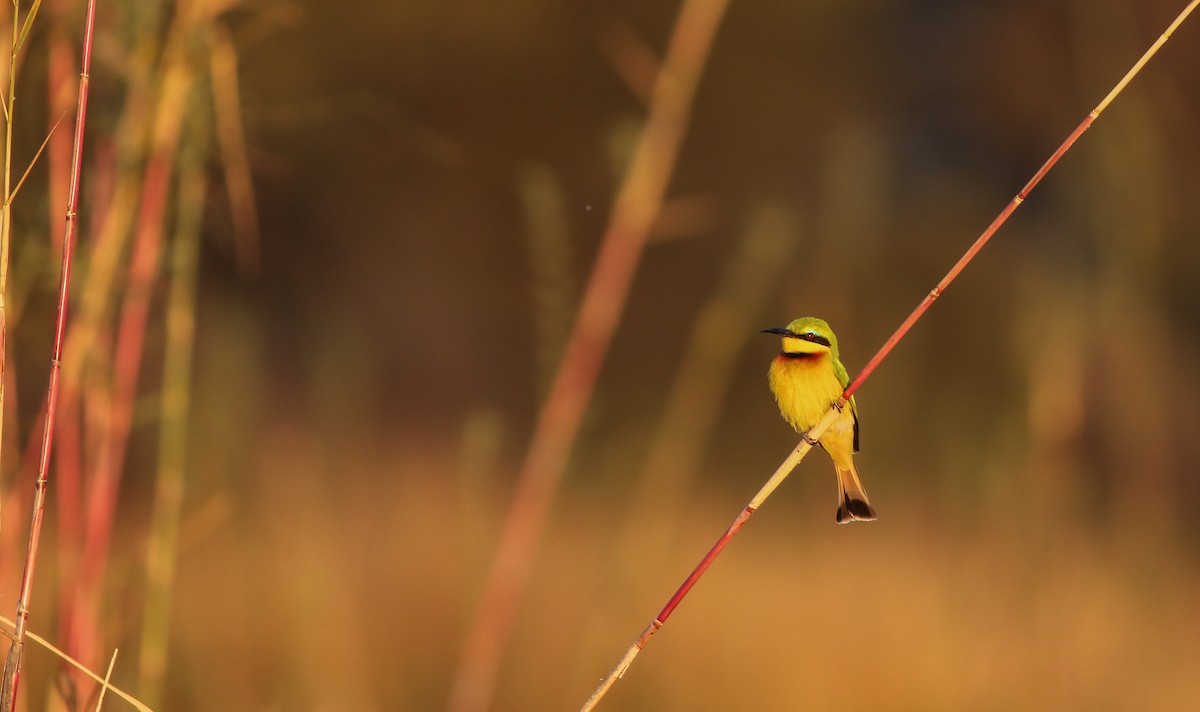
[836,498,877,524]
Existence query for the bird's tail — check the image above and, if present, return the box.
[835,461,877,524]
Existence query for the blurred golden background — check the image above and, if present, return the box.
[2,0,1200,710]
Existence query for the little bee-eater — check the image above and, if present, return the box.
[763,317,877,523]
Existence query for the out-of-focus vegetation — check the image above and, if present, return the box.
[2,0,1199,709]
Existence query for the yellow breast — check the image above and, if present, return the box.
[767,353,849,434]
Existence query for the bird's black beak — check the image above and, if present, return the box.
[760,327,795,336]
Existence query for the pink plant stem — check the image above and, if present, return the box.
[2,0,96,707]
[61,0,191,671]
[447,1,730,710]
[579,2,1199,709]
[53,139,117,679]
[66,148,170,671]
[51,390,81,631]
[0,400,44,566]
[578,432,822,712]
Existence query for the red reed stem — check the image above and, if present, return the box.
[844,113,1094,399]
[2,0,96,707]
[580,2,1199,709]
[655,507,752,621]
[447,2,730,710]
[845,0,1200,397]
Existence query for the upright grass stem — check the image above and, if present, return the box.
[1,0,96,707]
[579,1,1200,709]
[0,0,43,538]
[139,105,209,708]
[0,8,16,480]
[209,24,259,275]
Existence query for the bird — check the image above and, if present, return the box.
[762,317,876,523]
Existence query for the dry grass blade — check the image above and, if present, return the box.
[93,649,117,712]
[8,111,66,203]
[0,617,150,711]
[13,0,41,56]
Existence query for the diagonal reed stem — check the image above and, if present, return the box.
[446,1,730,710]
[579,2,1200,709]
[1,0,96,707]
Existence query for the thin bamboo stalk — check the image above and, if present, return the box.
[446,1,730,710]
[1,0,96,707]
[579,2,1200,709]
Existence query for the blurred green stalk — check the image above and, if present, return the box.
[138,108,208,708]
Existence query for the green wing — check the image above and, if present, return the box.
[832,357,860,453]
